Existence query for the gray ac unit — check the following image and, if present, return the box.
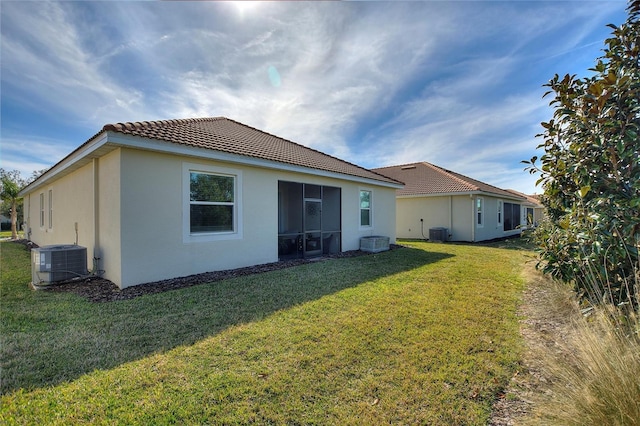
[32,245,88,285]
[429,227,448,242]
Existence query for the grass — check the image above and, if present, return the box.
[522,267,640,426]
[0,230,26,239]
[1,239,529,425]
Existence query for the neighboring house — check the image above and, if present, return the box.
[505,189,545,228]
[0,214,11,231]
[372,162,528,242]
[19,117,402,288]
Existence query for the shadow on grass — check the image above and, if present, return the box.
[475,235,537,252]
[401,235,537,252]
[1,245,452,394]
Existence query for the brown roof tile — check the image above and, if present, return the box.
[372,162,525,199]
[505,189,543,206]
[103,117,400,185]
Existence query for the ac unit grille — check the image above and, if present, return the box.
[429,228,448,242]
[32,245,88,285]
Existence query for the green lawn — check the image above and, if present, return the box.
[1,240,530,425]
[0,230,26,239]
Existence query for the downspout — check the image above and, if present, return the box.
[470,195,475,242]
[448,196,453,240]
[93,158,101,273]
[26,194,31,240]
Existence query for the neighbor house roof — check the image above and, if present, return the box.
[20,117,402,195]
[505,189,543,206]
[372,162,525,200]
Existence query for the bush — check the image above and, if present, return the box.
[525,0,640,309]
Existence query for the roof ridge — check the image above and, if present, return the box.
[103,117,224,132]
[429,162,527,199]
[422,162,479,191]
[506,189,540,204]
[373,161,526,199]
[221,117,404,185]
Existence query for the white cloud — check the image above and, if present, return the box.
[1,2,149,127]
[1,135,74,178]
[0,0,628,195]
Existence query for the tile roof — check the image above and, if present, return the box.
[372,162,525,199]
[505,189,543,206]
[103,117,400,185]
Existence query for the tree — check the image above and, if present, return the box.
[524,0,640,308]
[0,169,26,239]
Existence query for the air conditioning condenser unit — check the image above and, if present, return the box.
[429,227,448,242]
[32,245,88,286]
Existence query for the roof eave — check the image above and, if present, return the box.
[20,131,403,195]
[18,131,111,196]
[107,132,404,188]
[397,190,527,201]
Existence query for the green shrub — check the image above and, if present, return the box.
[525,0,640,309]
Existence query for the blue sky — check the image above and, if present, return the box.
[1,1,628,194]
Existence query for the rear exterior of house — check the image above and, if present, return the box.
[373,162,527,242]
[21,118,401,288]
[505,189,545,228]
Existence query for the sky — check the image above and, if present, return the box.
[0,1,629,194]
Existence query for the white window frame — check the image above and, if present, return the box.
[183,163,243,243]
[48,189,53,229]
[39,193,45,228]
[359,189,373,229]
[497,200,503,227]
[476,197,484,228]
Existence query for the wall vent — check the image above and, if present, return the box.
[32,245,88,286]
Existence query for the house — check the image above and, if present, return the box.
[19,117,402,288]
[372,162,528,242]
[505,189,545,228]
[0,214,11,231]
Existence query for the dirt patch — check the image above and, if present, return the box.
[29,243,402,303]
[489,264,576,425]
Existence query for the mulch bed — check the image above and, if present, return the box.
[15,239,400,303]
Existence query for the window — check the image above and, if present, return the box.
[503,202,521,231]
[48,189,53,229]
[189,171,235,233]
[360,190,372,227]
[476,197,484,227]
[39,193,45,227]
[497,200,503,226]
[183,163,242,242]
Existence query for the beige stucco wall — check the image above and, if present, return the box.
[530,206,544,226]
[23,146,396,289]
[115,148,397,288]
[24,162,95,268]
[396,195,473,241]
[452,196,474,241]
[396,194,522,242]
[96,149,122,286]
[22,149,124,284]
[118,149,285,287]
